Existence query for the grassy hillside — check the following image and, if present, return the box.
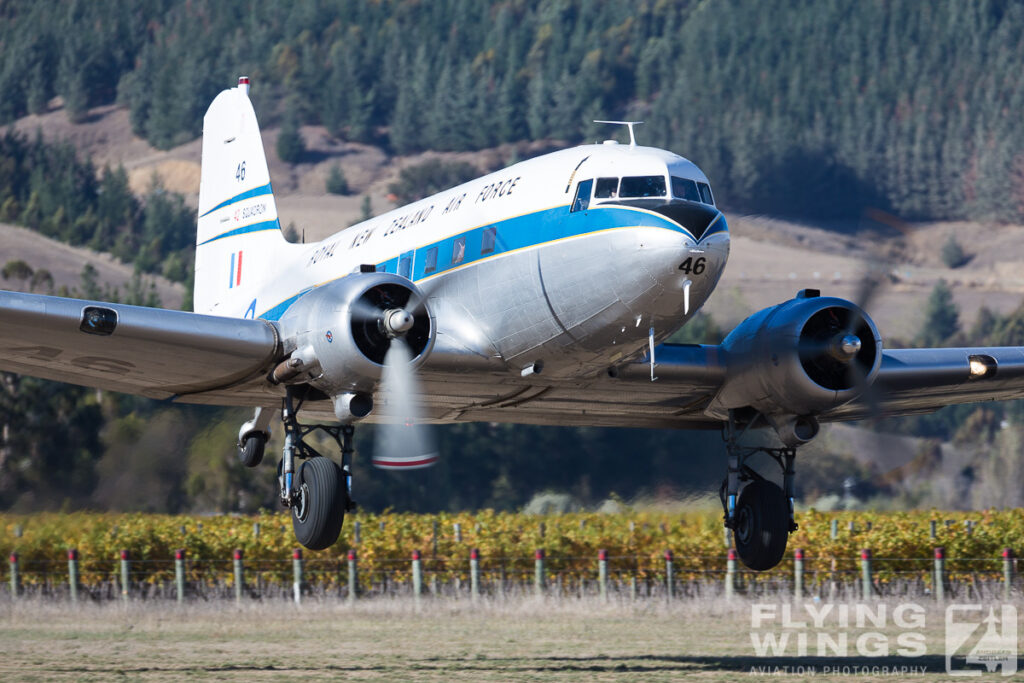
[1,0,1023,223]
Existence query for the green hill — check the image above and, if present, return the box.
[2,0,1023,222]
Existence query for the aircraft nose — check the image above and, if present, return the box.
[651,202,726,241]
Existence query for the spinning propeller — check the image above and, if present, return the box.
[349,284,439,470]
[797,271,885,414]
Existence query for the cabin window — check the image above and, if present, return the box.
[619,176,666,198]
[594,177,619,198]
[697,182,715,205]
[398,255,412,279]
[571,179,593,212]
[424,247,438,275]
[481,227,496,254]
[452,236,466,265]
[671,176,701,202]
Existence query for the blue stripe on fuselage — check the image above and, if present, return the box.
[258,204,722,321]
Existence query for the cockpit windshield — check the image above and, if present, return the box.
[671,175,715,206]
[697,182,714,205]
[671,176,700,202]
[594,177,618,198]
[619,176,666,198]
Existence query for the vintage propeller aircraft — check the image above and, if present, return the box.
[2,78,1023,570]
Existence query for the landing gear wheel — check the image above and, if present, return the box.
[291,456,346,550]
[238,432,267,468]
[734,480,789,571]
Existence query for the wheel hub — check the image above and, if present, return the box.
[294,482,310,522]
[735,503,754,546]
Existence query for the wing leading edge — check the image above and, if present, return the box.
[0,290,280,400]
[404,343,1024,429]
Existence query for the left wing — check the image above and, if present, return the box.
[0,290,280,401]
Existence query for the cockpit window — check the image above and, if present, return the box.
[571,179,593,212]
[619,176,666,198]
[594,177,618,198]
[697,182,715,206]
[671,176,700,202]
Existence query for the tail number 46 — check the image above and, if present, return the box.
[679,256,706,275]
[235,161,246,182]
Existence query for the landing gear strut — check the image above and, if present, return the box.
[720,410,800,571]
[278,386,356,550]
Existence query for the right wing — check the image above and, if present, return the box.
[410,343,1024,430]
[820,346,1024,421]
[0,290,280,401]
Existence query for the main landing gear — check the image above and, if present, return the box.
[239,387,356,551]
[720,410,806,571]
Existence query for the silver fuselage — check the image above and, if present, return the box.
[255,144,730,408]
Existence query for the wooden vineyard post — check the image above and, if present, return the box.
[534,549,546,597]
[794,548,804,602]
[67,549,79,603]
[860,549,872,600]
[725,548,736,601]
[174,549,185,603]
[664,550,674,601]
[1004,548,1014,602]
[292,549,303,605]
[470,548,480,602]
[347,549,358,603]
[598,549,608,602]
[8,553,18,599]
[411,550,423,603]
[233,549,244,604]
[120,549,130,602]
[934,547,945,602]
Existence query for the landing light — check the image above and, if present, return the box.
[968,354,997,380]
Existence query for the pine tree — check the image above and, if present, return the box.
[325,163,349,195]
[940,234,968,268]
[915,279,960,347]
[276,109,305,164]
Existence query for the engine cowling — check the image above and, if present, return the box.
[274,273,435,415]
[707,292,882,423]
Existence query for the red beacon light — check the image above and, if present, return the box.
[238,76,250,96]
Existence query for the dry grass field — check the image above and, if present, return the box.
[0,597,1011,681]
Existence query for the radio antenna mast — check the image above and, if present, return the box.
[594,120,644,147]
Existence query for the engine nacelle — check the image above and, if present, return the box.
[275,273,435,404]
[707,292,882,422]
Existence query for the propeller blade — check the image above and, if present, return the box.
[372,337,438,470]
[349,296,385,323]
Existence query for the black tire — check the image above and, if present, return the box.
[291,456,346,551]
[238,432,267,468]
[734,480,789,571]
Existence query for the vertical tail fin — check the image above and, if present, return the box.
[195,77,290,317]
